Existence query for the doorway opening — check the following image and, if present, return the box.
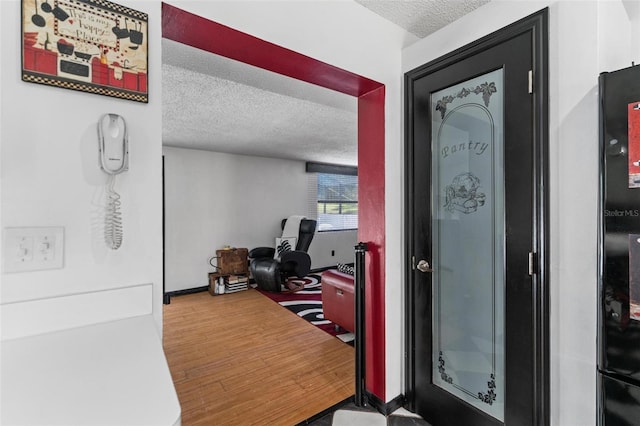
[161,1,387,404]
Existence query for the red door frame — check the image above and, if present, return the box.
[162,3,386,400]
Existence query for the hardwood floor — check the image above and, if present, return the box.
[163,289,355,425]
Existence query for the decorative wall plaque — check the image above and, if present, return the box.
[630,234,640,322]
[629,102,640,188]
[22,0,148,102]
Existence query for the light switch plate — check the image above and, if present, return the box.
[3,227,64,273]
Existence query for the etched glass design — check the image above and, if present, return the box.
[430,69,505,421]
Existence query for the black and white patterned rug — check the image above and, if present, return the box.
[256,274,354,345]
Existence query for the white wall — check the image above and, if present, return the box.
[307,229,358,270]
[163,147,359,292]
[0,1,163,330]
[167,0,407,400]
[403,1,639,424]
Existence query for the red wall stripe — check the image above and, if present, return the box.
[358,86,386,400]
[162,2,387,401]
[162,3,381,98]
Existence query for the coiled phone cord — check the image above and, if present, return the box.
[105,174,123,250]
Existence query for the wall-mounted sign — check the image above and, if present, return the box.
[21,0,148,103]
[629,102,640,188]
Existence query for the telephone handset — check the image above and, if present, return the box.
[98,113,129,175]
[98,113,128,250]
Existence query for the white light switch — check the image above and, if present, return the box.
[17,237,34,262]
[3,227,64,273]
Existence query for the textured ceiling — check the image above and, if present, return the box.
[355,0,490,38]
[162,1,490,165]
[162,39,358,166]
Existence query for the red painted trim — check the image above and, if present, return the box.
[358,87,386,400]
[162,3,381,97]
[162,2,387,401]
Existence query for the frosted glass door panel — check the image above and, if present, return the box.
[430,69,505,421]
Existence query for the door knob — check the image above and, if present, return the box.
[416,259,433,273]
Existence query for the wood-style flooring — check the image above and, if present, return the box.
[163,289,355,425]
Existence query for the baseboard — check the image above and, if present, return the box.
[296,395,353,425]
[163,286,209,304]
[366,392,405,416]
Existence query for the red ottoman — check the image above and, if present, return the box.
[321,269,355,333]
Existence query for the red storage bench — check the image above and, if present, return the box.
[321,269,355,333]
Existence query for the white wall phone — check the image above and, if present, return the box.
[98,113,128,250]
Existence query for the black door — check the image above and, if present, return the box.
[405,10,548,426]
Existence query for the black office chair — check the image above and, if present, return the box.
[249,218,317,292]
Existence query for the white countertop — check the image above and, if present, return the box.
[1,314,181,426]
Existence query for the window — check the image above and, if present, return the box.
[307,163,358,232]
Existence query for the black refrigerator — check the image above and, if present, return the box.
[598,64,640,425]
